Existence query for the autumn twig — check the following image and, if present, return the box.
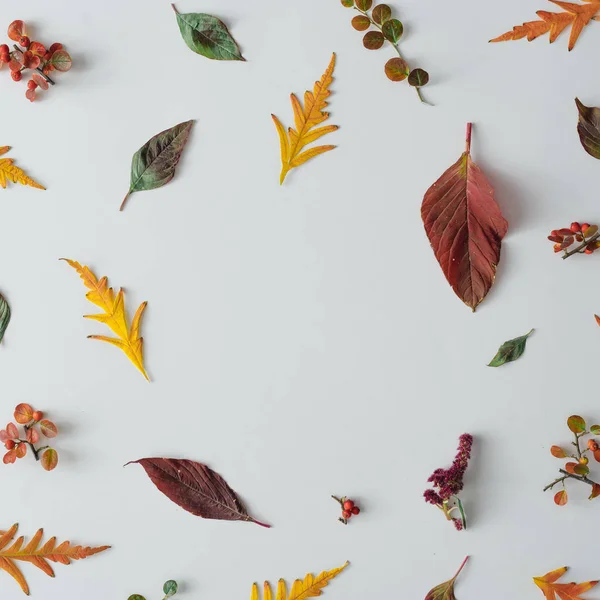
[11,45,54,85]
[562,231,600,259]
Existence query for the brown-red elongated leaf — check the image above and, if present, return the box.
[421,124,508,311]
[126,458,271,528]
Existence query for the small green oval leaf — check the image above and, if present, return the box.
[384,57,408,81]
[382,18,403,43]
[408,68,429,87]
[351,15,371,30]
[363,30,384,49]
[173,5,245,61]
[341,0,354,6]
[355,0,373,9]
[567,415,586,433]
[0,293,11,344]
[487,329,534,367]
[163,581,178,597]
[574,463,590,476]
[372,4,392,24]
[590,425,600,435]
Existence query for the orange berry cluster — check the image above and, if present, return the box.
[548,222,600,256]
[0,20,72,102]
[332,495,361,524]
[0,404,58,471]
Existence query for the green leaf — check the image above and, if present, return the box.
[341,0,354,6]
[384,57,408,81]
[0,292,10,344]
[382,19,403,43]
[567,415,586,433]
[363,31,384,49]
[576,98,600,160]
[590,425,600,435]
[408,68,429,87]
[172,4,245,61]
[584,224,599,237]
[487,329,534,367]
[372,4,392,24]
[121,120,194,211]
[163,581,178,597]
[128,596,146,600]
[355,0,373,10]
[48,49,72,72]
[574,464,590,476]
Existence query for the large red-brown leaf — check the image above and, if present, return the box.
[126,458,271,528]
[421,124,508,311]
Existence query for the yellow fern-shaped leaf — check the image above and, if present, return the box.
[61,258,149,381]
[0,524,109,595]
[271,53,338,184]
[251,562,348,600]
[0,146,44,190]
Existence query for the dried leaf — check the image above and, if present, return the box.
[421,124,508,311]
[487,329,534,367]
[0,523,109,595]
[568,415,586,433]
[425,557,469,600]
[575,98,600,159]
[126,458,271,527]
[363,31,385,48]
[490,1,600,51]
[372,4,392,24]
[554,490,568,505]
[272,53,338,184]
[172,4,244,61]
[7,21,25,43]
[121,120,194,211]
[551,445,568,458]
[41,448,58,471]
[14,404,33,425]
[590,483,600,499]
[251,562,348,600]
[384,57,409,81]
[39,419,58,438]
[48,49,72,72]
[533,566,598,600]
[408,68,429,87]
[0,147,44,190]
[0,292,10,344]
[62,259,149,381]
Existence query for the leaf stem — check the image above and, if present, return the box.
[249,517,271,528]
[171,3,179,14]
[465,123,472,154]
[562,231,600,259]
[11,45,55,85]
[353,7,428,104]
[452,556,469,581]
[119,191,131,211]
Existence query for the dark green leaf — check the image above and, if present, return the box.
[163,581,178,597]
[408,68,429,87]
[363,31,384,49]
[568,415,586,433]
[487,329,534,367]
[382,18,403,43]
[384,57,408,81]
[0,293,10,344]
[172,5,245,61]
[355,0,373,10]
[352,15,371,30]
[121,120,194,211]
[576,98,600,159]
[372,4,392,24]
[341,0,354,6]
[591,425,600,435]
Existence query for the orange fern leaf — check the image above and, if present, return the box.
[272,53,338,185]
[0,523,109,595]
[490,0,600,50]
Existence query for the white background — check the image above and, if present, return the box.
[1,0,600,598]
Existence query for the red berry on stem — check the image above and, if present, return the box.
[0,53,8,64]
[27,79,37,90]
[0,44,8,53]
[32,410,43,421]
[11,70,22,81]
[351,506,360,515]
[571,222,581,233]
[48,43,63,54]
[4,440,15,450]
[582,223,591,233]
[343,500,355,511]
[19,36,30,48]
[341,510,352,519]
[585,247,594,255]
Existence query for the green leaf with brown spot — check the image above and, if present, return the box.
[372,4,392,24]
[408,68,429,87]
[355,0,373,9]
[382,18,403,42]
[568,415,586,433]
[487,329,534,367]
[352,15,371,30]
[363,31,384,49]
[385,57,408,81]
[341,0,354,6]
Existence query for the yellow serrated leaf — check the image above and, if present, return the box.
[272,53,338,184]
[0,147,44,190]
[61,259,149,381]
[254,562,348,600]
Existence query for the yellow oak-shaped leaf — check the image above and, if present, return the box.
[251,562,348,600]
[272,53,338,184]
[0,523,109,595]
[0,146,44,190]
[62,259,149,380]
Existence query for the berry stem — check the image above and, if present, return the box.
[465,123,472,154]
[11,45,55,85]
[562,231,600,259]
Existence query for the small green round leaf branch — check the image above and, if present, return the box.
[127,580,178,600]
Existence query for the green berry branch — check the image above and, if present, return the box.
[339,0,429,103]
[544,415,600,505]
[331,495,361,524]
[0,20,72,102]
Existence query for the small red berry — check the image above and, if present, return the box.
[571,222,581,233]
[4,440,15,450]
[343,500,355,511]
[27,79,37,90]
[11,70,22,82]
[351,506,360,515]
[43,52,51,61]
[341,510,352,519]
[582,223,591,233]
[48,43,63,54]
[32,410,43,421]
[553,243,562,253]
[0,53,8,64]
[0,44,8,54]
[19,36,30,49]
[585,247,594,255]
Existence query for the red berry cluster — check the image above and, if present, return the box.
[548,222,600,258]
[0,20,72,102]
[0,404,59,471]
[332,495,360,524]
